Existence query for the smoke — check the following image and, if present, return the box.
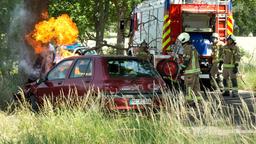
[8,2,36,78]
[7,0,49,81]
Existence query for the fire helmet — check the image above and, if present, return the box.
[227,35,236,42]
[177,32,190,44]
[212,33,219,39]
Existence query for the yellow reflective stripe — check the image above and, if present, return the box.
[162,29,171,40]
[224,87,229,91]
[185,50,200,74]
[163,22,170,31]
[163,16,170,30]
[163,37,171,46]
[192,50,196,70]
[185,68,201,74]
[227,24,233,30]
[227,29,233,35]
[188,87,191,98]
[212,59,219,63]
[223,64,235,68]
[224,87,238,90]
[164,15,169,20]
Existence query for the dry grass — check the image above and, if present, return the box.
[0,89,255,144]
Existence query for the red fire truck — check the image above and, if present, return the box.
[129,0,233,89]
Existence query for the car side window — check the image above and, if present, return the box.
[70,59,92,78]
[47,60,73,80]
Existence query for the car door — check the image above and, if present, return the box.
[63,58,93,96]
[36,59,74,100]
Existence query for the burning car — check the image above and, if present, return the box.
[15,55,167,111]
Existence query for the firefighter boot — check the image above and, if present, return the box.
[231,78,239,97]
[222,79,230,97]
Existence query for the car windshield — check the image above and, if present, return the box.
[108,59,158,77]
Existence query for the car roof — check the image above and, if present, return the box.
[64,55,144,61]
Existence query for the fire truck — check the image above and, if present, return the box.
[129,0,233,89]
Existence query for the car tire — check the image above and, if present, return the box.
[29,94,39,112]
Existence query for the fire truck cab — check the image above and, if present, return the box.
[129,0,233,89]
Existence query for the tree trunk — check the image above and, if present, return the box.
[94,0,110,54]
[116,8,125,55]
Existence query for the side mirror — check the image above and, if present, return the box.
[36,77,47,85]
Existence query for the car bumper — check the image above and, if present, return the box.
[103,94,166,111]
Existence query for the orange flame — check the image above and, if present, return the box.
[32,14,79,46]
[25,32,46,54]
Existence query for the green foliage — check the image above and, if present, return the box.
[233,0,256,36]
[49,0,92,39]
[0,0,21,77]
[48,0,141,40]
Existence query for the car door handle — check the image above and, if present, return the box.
[58,82,63,85]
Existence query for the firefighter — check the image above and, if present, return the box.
[178,32,201,98]
[219,35,241,97]
[210,33,224,90]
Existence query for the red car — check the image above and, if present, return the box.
[17,55,167,111]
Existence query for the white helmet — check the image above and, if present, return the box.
[177,32,190,44]
[212,33,219,39]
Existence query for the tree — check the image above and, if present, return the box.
[49,0,111,53]
[233,0,256,36]
[0,0,22,77]
[111,0,141,54]
[49,0,142,54]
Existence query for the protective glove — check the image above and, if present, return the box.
[218,60,223,70]
[233,63,239,74]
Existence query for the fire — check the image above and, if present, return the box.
[25,13,79,76]
[54,14,79,45]
[32,14,79,46]
[33,17,55,44]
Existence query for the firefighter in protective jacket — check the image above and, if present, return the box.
[178,32,201,97]
[210,33,224,90]
[219,35,241,97]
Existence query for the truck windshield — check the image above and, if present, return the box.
[108,59,158,77]
[181,0,220,4]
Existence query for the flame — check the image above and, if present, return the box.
[26,13,79,75]
[25,32,46,54]
[32,14,79,46]
[59,46,75,58]
[33,17,55,44]
[26,14,79,55]
[54,14,79,45]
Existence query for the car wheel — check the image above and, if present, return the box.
[29,94,39,112]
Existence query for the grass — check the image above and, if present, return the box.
[0,74,23,110]
[239,64,256,91]
[0,52,256,143]
[0,90,255,144]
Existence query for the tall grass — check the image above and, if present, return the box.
[239,64,256,90]
[0,74,22,109]
[0,90,255,144]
